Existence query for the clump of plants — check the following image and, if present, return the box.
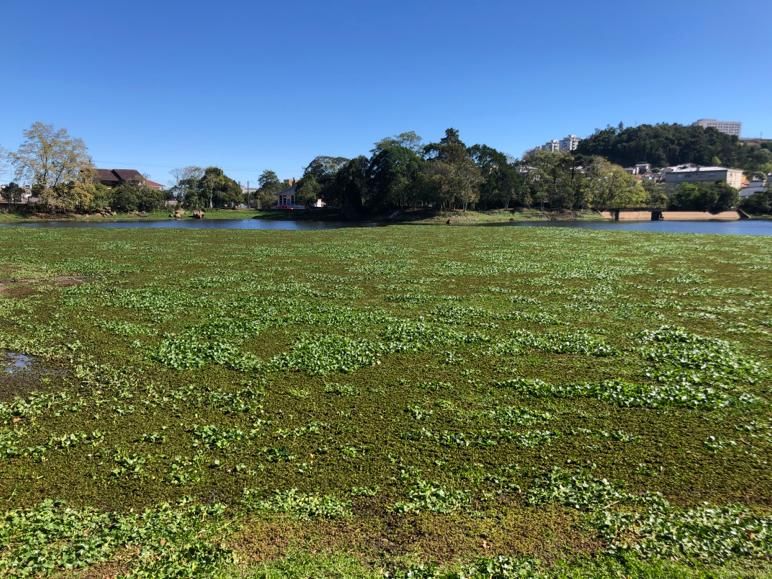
[243,488,352,519]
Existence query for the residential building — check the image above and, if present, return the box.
[275,181,325,209]
[661,164,744,189]
[538,134,581,153]
[559,134,581,152]
[693,119,742,137]
[95,169,164,190]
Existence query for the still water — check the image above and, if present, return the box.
[7,218,357,230]
[3,218,771,235]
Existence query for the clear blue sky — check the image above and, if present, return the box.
[2,0,771,186]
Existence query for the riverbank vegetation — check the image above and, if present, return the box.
[0,225,769,576]
[4,122,769,222]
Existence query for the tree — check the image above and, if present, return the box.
[373,131,423,154]
[1,182,25,206]
[169,166,204,205]
[739,189,771,215]
[522,150,580,210]
[256,170,283,209]
[296,174,320,206]
[367,139,424,210]
[41,176,99,213]
[109,183,165,212]
[669,182,738,212]
[10,122,92,190]
[331,156,368,211]
[584,157,647,209]
[297,156,349,206]
[182,167,242,209]
[643,180,669,209]
[422,129,482,210]
[469,145,521,209]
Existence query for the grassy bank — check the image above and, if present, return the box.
[0,225,769,577]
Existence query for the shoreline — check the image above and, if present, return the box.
[1,207,770,225]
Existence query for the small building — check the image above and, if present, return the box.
[274,183,325,209]
[275,185,300,208]
[661,164,744,190]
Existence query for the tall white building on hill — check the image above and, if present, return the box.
[693,119,742,137]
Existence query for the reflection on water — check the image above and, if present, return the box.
[1,218,770,235]
[7,218,361,231]
[3,352,34,373]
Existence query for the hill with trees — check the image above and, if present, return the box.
[576,123,772,172]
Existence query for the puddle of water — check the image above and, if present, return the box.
[3,351,34,373]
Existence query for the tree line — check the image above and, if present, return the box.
[291,129,652,214]
[2,121,770,215]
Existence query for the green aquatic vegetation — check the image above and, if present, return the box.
[96,319,158,337]
[191,424,249,450]
[0,225,770,576]
[243,488,352,519]
[639,326,763,383]
[323,382,358,396]
[502,329,617,357]
[152,335,261,371]
[273,333,382,374]
[495,377,753,409]
[111,450,148,479]
[704,436,738,452]
[0,499,231,577]
[393,476,470,515]
[166,455,204,486]
[482,406,553,426]
[528,468,772,565]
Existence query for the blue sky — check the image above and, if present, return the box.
[2,0,771,186]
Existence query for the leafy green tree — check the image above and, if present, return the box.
[331,156,368,210]
[367,139,424,210]
[584,157,647,209]
[256,170,283,208]
[669,182,738,212]
[297,156,349,206]
[739,189,771,214]
[1,182,25,206]
[373,131,423,154]
[296,175,321,206]
[469,145,521,209]
[183,167,242,209]
[422,129,482,210]
[42,176,99,213]
[522,150,580,210]
[643,180,669,209]
[109,183,165,212]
